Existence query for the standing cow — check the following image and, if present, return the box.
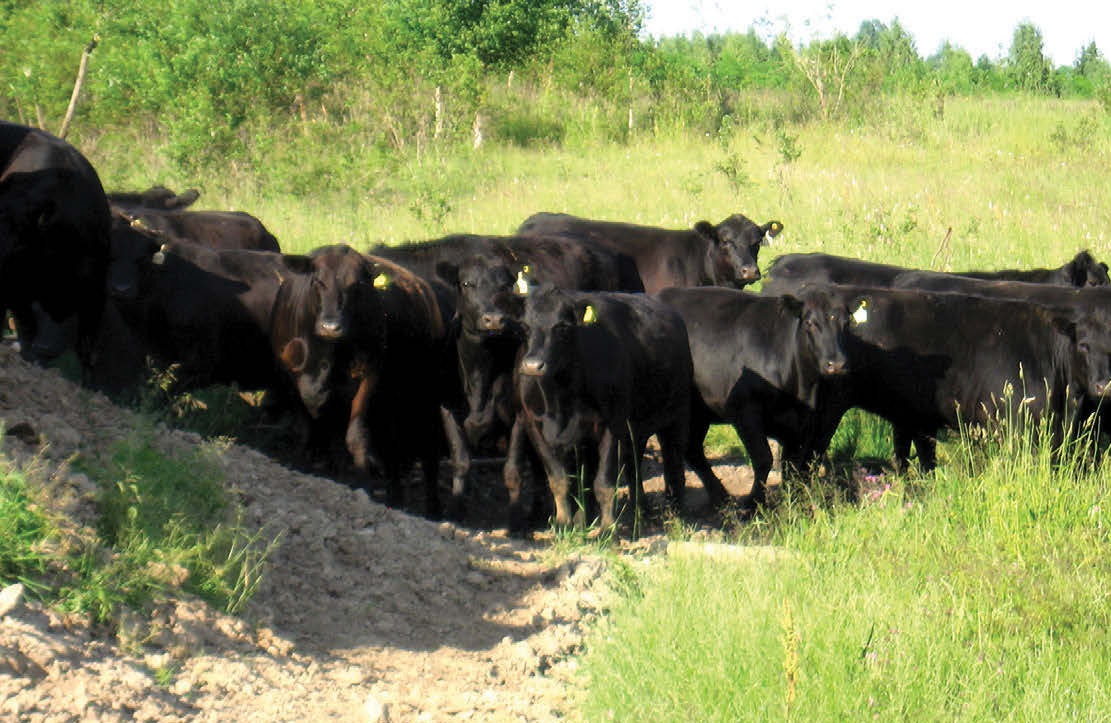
[0,121,112,368]
[515,287,693,529]
[656,286,853,509]
[517,212,783,292]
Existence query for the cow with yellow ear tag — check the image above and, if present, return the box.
[514,285,694,532]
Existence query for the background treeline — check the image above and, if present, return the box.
[2,0,1109,190]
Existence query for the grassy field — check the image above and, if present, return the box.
[78,95,1111,718]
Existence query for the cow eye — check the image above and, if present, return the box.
[461,280,475,289]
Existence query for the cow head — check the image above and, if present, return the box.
[519,287,592,382]
[694,214,783,288]
[1057,311,1111,402]
[444,254,529,338]
[1066,251,1111,288]
[782,287,852,377]
[105,209,164,301]
[278,334,338,418]
[306,244,375,340]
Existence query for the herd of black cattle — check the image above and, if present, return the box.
[4,119,1111,535]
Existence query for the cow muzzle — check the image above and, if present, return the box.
[519,357,546,376]
[822,358,848,376]
[739,265,760,282]
[315,318,345,340]
[478,313,506,332]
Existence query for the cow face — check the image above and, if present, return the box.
[1063,314,1111,401]
[519,288,588,383]
[307,245,371,340]
[1068,251,1111,288]
[784,288,851,377]
[279,335,337,418]
[106,212,161,301]
[452,256,528,337]
[695,214,783,288]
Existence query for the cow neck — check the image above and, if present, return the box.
[783,311,823,409]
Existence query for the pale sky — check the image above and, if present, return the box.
[642,0,1110,67]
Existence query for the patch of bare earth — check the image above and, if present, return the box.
[0,343,764,722]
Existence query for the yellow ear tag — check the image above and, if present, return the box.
[852,300,869,325]
[582,304,598,325]
[151,244,167,266]
[373,273,390,290]
[514,269,531,296]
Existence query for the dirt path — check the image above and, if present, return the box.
[0,344,764,722]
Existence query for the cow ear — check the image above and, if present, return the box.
[779,294,805,317]
[280,337,308,373]
[171,188,200,209]
[282,254,314,275]
[435,261,459,287]
[1051,316,1078,342]
[763,221,784,246]
[693,220,718,243]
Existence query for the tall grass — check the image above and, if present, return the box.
[578,409,1111,720]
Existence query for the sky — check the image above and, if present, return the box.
[641,0,1110,67]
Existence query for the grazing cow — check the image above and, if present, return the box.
[656,286,853,509]
[122,208,280,252]
[0,121,112,367]
[956,250,1109,288]
[761,253,913,296]
[517,211,783,292]
[516,287,693,529]
[275,245,464,518]
[108,185,200,211]
[763,251,1109,298]
[801,286,1111,472]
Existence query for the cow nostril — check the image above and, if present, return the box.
[520,358,545,376]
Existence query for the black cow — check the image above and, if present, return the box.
[763,251,1109,297]
[801,286,1111,472]
[108,185,200,211]
[893,268,1110,296]
[122,208,280,252]
[517,212,783,292]
[516,287,693,529]
[656,286,852,509]
[956,250,1109,287]
[0,121,112,367]
[275,245,465,518]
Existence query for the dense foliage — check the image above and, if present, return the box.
[2,1,1109,179]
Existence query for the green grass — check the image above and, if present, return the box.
[0,434,274,625]
[579,415,1111,720]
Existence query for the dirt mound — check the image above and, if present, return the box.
[0,344,623,721]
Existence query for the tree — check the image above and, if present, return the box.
[1007,22,1053,93]
[779,33,865,119]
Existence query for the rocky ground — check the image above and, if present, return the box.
[0,343,775,722]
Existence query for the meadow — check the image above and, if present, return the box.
[27,94,1111,718]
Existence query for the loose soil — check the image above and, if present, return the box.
[0,342,770,722]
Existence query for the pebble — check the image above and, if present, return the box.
[0,583,24,618]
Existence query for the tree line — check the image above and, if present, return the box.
[1,1,1107,176]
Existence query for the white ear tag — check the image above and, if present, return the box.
[852,301,869,325]
[515,270,531,296]
[762,231,774,246]
[151,244,167,265]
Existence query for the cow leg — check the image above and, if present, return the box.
[735,414,773,509]
[684,417,731,507]
[439,406,470,523]
[657,424,688,511]
[892,427,914,473]
[593,429,619,528]
[504,416,532,536]
[420,451,443,520]
[525,422,575,528]
[914,435,938,472]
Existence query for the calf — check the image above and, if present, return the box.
[516,288,693,529]
[276,245,464,518]
[517,211,782,292]
[656,286,852,508]
[804,286,1111,472]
